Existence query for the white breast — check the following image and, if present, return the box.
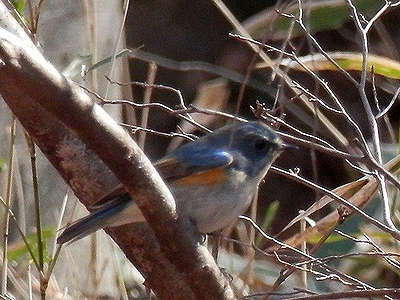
[170,169,258,233]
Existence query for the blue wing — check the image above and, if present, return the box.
[155,148,233,182]
[57,148,233,244]
[57,193,132,244]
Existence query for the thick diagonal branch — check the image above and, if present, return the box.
[0,14,234,300]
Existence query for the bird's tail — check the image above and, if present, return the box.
[57,194,132,244]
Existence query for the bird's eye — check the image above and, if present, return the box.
[253,138,269,151]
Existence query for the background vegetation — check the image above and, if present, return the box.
[1,0,400,299]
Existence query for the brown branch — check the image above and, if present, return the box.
[0,8,234,300]
[0,29,195,300]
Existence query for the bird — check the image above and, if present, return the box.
[57,120,290,244]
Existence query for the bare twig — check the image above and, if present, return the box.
[346,0,398,232]
[272,166,400,240]
[1,115,16,296]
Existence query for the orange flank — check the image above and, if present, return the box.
[175,167,227,185]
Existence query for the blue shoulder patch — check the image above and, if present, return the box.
[180,148,233,168]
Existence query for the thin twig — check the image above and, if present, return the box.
[346,0,399,232]
[272,166,400,240]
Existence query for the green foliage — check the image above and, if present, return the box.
[0,156,4,171]
[10,0,24,14]
[7,228,54,263]
[255,200,279,247]
[245,0,385,38]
